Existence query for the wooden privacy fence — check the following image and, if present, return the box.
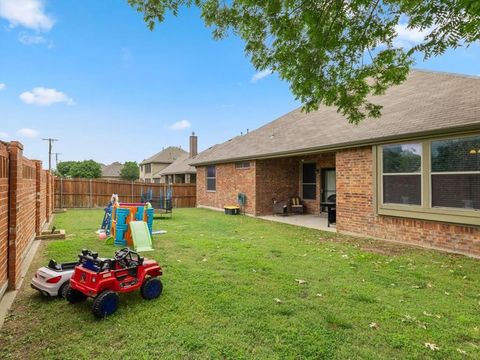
[55,178,196,208]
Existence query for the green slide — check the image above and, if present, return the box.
[129,221,154,252]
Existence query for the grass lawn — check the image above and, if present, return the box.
[1,208,479,359]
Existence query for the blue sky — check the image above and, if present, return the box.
[0,0,479,167]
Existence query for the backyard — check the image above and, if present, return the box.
[0,208,479,359]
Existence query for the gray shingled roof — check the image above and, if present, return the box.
[102,162,123,177]
[140,146,187,165]
[155,153,196,177]
[191,70,480,166]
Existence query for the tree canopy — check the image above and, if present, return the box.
[128,0,479,123]
[120,161,140,181]
[56,161,77,177]
[57,160,102,179]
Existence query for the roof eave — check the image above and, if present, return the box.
[191,124,480,166]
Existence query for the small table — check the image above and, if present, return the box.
[320,202,336,227]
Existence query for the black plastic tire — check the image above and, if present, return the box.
[92,290,119,318]
[65,285,87,304]
[58,281,69,299]
[141,278,163,300]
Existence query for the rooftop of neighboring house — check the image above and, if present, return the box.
[101,162,123,178]
[140,146,187,165]
[191,70,480,166]
[154,152,196,177]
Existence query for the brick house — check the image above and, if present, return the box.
[157,133,198,184]
[139,146,187,183]
[191,70,480,256]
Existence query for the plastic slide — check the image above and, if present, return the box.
[129,221,154,252]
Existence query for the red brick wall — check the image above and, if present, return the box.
[0,143,9,291]
[255,158,299,215]
[336,146,480,256]
[196,162,257,214]
[0,141,55,295]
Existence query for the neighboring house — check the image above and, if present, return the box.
[157,133,198,184]
[191,70,480,257]
[140,146,187,183]
[101,162,123,180]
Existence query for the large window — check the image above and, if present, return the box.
[144,164,151,173]
[302,163,317,200]
[206,166,216,191]
[382,143,422,205]
[377,134,480,226]
[431,135,480,210]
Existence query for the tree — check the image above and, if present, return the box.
[128,0,479,123]
[56,161,77,177]
[69,160,102,179]
[120,161,140,181]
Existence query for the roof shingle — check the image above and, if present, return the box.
[191,70,480,165]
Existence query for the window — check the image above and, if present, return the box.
[206,166,216,191]
[382,143,422,205]
[302,163,316,200]
[144,164,151,173]
[235,161,250,169]
[376,134,480,226]
[431,135,480,210]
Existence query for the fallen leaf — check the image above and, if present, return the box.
[427,283,433,288]
[273,298,282,303]
[425,343,439,351]
[252,269,257,273]
[369,322,379,330]
[295,279,307,284]
[316,293,323,297]
[456,348,467,355]
[202,258,207,262]
[341,254,349,259]
[444,291,450,296]
[423,311,433,317]
[177,259,182,263]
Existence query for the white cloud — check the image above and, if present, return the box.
[20,87,74,106]
[0,83,5,90]
[0,0,54,31]
[18,32,45,44]
[17,128,39,138]
[251,69,273,83]
[393,23,433,49]
[169,120,191,131]
[0,131,9,140]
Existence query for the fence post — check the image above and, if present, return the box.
[131,181,134,203]
[60,177,63,208]
[89,179,92,208]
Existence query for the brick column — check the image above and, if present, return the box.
[7,141,23,290]
[45,172,51,222]
[34,161,42,235]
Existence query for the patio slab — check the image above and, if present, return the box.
[258,214,336,232]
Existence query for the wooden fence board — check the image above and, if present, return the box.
[55,178,196,208]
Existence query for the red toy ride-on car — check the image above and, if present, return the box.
[65,248,163,318]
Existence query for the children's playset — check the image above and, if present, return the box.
[31,259,77,298]
[98,194,158,252]
[65,248,163,318]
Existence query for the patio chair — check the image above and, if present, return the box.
[272,199,288,216]
[290,196,304,214]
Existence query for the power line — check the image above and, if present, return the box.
[42,138,58,172]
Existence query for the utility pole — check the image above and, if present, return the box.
[42,138,58,172]
[53,152,61,168]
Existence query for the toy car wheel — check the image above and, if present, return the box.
[58,281,70,299]
[141,278,163,300]
[92,290,119,318]
[65,285,87,304]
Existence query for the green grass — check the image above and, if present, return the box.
[1,208,479,359]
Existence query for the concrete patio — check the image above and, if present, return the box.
[258,213,336,232]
